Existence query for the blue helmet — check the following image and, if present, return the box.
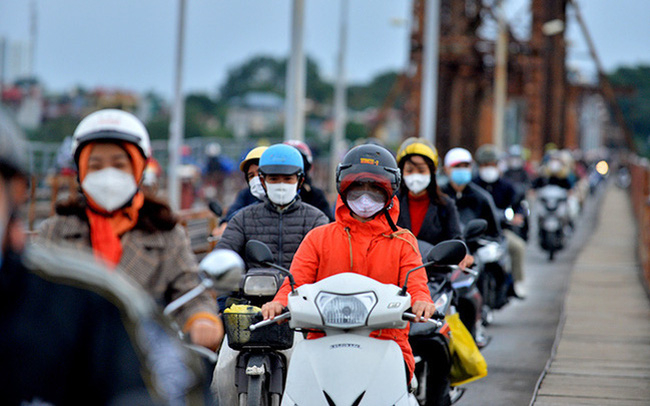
[259,144,304,176]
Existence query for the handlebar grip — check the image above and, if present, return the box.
[403,312,443,327]
[249,312,291,331]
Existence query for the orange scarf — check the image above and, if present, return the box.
[78,142,146,268]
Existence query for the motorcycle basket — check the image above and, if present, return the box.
[223,311,294,351]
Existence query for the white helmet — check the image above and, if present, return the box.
[71,109,151,163]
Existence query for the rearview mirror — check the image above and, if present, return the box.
[164,249,244,316]
[208,201,223,218]
[426,240,467,266]
[199,249,244,292]
[245,240,274,265]
[463,219,488,241]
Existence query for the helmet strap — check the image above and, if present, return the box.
[383,204,398,232]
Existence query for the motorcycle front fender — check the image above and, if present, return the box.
[282,335,411,406]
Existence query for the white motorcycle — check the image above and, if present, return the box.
[536,184,571,261]
[247,239,467,406]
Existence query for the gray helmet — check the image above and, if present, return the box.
[0,108,28,178]
[475,144,500,165]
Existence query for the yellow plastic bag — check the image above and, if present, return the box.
[446,313,488,386]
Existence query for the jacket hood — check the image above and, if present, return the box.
[335,195,401,234]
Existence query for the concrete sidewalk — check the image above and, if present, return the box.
[531,185,650,405]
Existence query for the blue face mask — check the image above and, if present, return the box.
[450,168,472,186]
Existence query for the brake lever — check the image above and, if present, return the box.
[249,312,291,331]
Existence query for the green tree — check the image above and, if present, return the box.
[219,56,286,101]
[347,71,399,110]
[608,65,650,154]
[218,55,333,105]
[28,116,78,143]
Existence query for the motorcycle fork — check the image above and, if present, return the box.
[235,351,287,396]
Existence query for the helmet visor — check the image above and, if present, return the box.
[259,164,302,176]
[338,163,398,199]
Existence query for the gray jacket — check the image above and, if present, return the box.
[216,197,329,269]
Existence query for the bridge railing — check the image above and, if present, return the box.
[628,157,650,293]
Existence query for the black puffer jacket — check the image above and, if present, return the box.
[216,197,329,269]
[442,182,503,239]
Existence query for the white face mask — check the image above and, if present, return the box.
[478,166,500,183]
[249,177,266,200]
[265,182,298,206]
[347,193,385,219]
[404,174,431,194]
[82,167,138,212]
[548,160,563,174]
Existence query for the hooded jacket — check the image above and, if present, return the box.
[273,195,433,377]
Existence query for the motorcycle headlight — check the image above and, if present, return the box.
[504,207,514,222]
[242,275,278,296]
[315,292,377,329]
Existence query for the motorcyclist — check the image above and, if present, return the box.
[441,147,502,239]
[283,139,334,221]
[212,143,327,404]
[533,150,573,190]
[395,137,472,270]
[215,143,328,270]
[395,137,462,245]
[211,145,268,238]
[261,144,436,383]
[396,137,464,406]
[38,109,223,351]
[0,115,206,404]
[473,144,527,297]
[502,144,532,195]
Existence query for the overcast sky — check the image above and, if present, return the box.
[1,0,649,99]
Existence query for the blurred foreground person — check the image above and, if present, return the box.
[0,120,206,404]
[38,109,223,351]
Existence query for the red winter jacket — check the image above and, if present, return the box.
[273,195,433,377]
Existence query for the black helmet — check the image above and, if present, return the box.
[475,144,501,165]
[0,108,28,179]
[336,144,401,202]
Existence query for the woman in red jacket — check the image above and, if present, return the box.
[262,144,435,379]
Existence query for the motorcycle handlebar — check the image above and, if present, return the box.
[462,267,479,277]
[403,312,444,327]
[249,312,291,331]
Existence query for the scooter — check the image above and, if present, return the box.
[464,224,513,325]
[216,266,294,406]
[247,239,467,406]
[452,219,489,346]
[536,184,570,261]
[502,200,530,242]
[411,239,478,405]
